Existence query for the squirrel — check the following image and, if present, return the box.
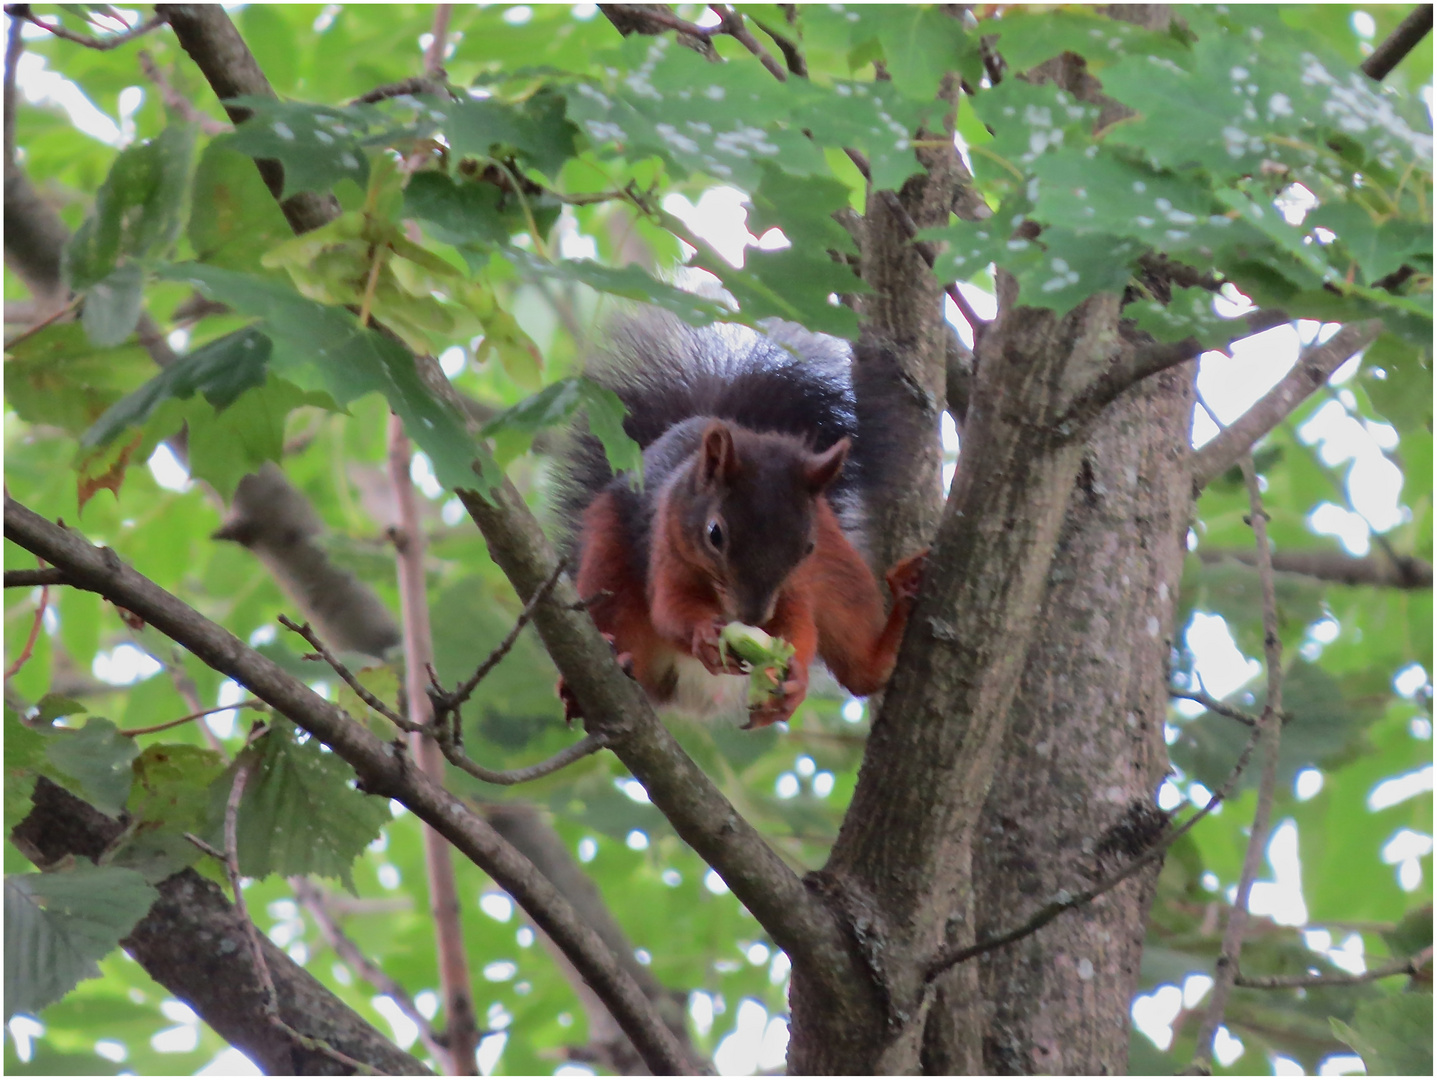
[554,317,928,729]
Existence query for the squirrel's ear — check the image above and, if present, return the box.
[700,421,738,487]
[805,438,849,493]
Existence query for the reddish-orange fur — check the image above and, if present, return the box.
[571,486,925,728]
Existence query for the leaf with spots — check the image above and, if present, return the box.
[205,720,390,892]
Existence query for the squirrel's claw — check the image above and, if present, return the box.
[557,635,635,725]
[692,621,748,677]
[886,548,930,602]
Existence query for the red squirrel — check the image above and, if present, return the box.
[555,318,927,728]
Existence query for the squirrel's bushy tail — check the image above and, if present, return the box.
[554,315,866,546]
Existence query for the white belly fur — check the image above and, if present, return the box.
[668,653,750,719]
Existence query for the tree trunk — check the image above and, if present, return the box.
[963,365,1193,1073]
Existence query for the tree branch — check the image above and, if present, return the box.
[386,413,482,1076]
[4,6,166,51]
[4,567,71,587]
[13,777,430,1076]
[156,5,337,236]
[1362,4,1433,81]
[1199,546,1432,589]
[2,495,699,1077]
[1235,947,1432,989]
[1187,456,1289,1075]
[1190,321,1383,493]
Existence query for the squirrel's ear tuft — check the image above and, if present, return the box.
[700,421,738,487]
[805,438,849,493]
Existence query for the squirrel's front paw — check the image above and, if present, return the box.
[743,676,805,729]
[886,548,930,602]
[692,621,748,676]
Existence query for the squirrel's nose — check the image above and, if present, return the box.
[740,596,778,627]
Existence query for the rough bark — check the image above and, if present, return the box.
[964,364,1193,1075]
[792,283,1128,1074]
[13,777,429,1076]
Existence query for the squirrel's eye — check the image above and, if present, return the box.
[805,540,816,556]
[706,518,725,551]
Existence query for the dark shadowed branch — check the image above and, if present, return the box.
[13,777,430,1075]
[1362,4,1433,81]
[1199,547,1432,590]
[1235,947,1433,989]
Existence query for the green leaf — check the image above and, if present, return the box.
[2,324,154,437]
[1360,332,1432,432]
[181,376,333,499]
[703,246,862,336]
[127,744,227,831]
[4,710,48,831]
[155,263,488,490]
[81,327,274,449]
[78,263,144,348]
[110,744,228,883]
[44,719,138,818]
[480,376,640,477]
[4,865,158,1020]
[208,720,391,892]
[1381,903,1433,960]
[224,98,374,198]
[187,138,294,272]
[1010,228,1143,315]
[440,90,579,179]
[579,380,643,479]
[1331,993,1432,1076]
[63,121,197,293]
[403,171,527,250]
[869,7,973,102]
[975,8,1185,74]
[1130,286,1237,347]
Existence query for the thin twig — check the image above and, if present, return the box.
[925,718,1263,981]
[3,295,81,349]
[165,648,230,758]
[711,4,787,81]
[224,759,279,1011]
[1169,687,1258,728]
[4,567,69,588]
[136,50,230,135]
[276,614,418,732]
[423,4,452,79]
[5,574,49,680]
[1235,947,1432,989]
[605,6,712,40]
[4,8,22,166]
[946,284,987,340]
[1362,4,1433,81]
[438,557,568,708]
[1185,455,1289,1075]
[750,14,806,77]
[350,76,449,106]
[439,731,610,787]
[118,699,263,738]
[7,8,166,51]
